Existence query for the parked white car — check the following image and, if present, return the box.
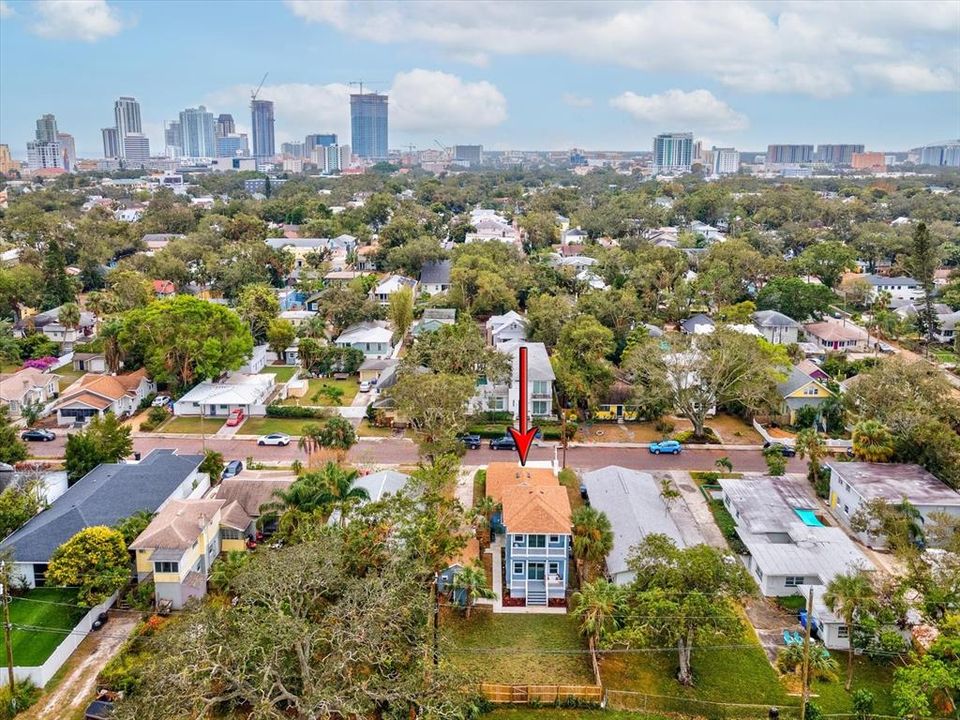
[151,395,171,407]
[257,433,291,446]
[359,380,373,393]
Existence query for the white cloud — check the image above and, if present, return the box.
[856,63,958,93]
[390,69,506,133]
[284,0,959,97]
[0,2,14,18]
[562,93,593,108]
[610,89,748,132]
[204,70,506,145]
[31,0,124,42]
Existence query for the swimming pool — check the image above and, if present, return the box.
[794,508,824,527]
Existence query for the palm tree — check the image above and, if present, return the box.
[58,302,81,331]
[208,551,249,594]
[571,506,614,583]
[572,578,625,651]
[795,428,826,486]
[715,456,733,473]
[297,418,356,464]
[261,462,369,525]
[297,423,326,459]
[451,562,495,618]
[315,462,370,525]
[851,420,895,462]
[471,495,498,550]
[823,569,876,690]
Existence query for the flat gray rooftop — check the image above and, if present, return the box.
[827,462,960,505]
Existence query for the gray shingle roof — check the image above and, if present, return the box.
[581,466,688,579]
[777,365,829,398]
[419,260,452,285]
[680,313,714,333]
[0,449,203,563]
[752,310,801,329]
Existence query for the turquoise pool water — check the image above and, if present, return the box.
[794,508,824,527]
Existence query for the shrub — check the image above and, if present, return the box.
[22,356,58,371]
[654,418,675,434]
[0,680,38,720]
[673,427,720,444]
[709,500,747,554]
[266,405,331,419]
[852,689,875,720]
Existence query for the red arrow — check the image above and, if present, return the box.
[508,345,539,466]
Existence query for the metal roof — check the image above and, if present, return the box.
[826,461,960,506]
[581,466,688,579]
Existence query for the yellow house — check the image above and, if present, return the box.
[130,499,225,609]
[593,404,641,422]
[776,366,834,425]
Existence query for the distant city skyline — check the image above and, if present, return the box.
[1,0,957,157]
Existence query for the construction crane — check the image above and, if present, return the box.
[348,80,386,95]
[251,72,269,102]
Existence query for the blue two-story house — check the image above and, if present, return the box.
[500,483,573,607]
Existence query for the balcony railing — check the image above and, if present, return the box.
[509,545,568,558]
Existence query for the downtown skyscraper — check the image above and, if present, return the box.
[114,96,142,159]
[350,93,388,160]
[652,132,693,173]
[179,106,216,159]
[250,100,275,158]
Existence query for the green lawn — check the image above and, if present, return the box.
[241,416,314,436]
[157,416,225,434]
[53,365,85,390]
[356,419,397,437]
[9,588,86,666]
[280,377,358,406]
[441,611,594,686]
[262,365,299,383]
[599,620,896,716]
[932,349,959,364]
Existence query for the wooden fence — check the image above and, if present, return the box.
[480,683,603,705]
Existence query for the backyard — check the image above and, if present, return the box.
[598,620,896,716]
[53,365,85,391]
[440,610,594,686]
[261,365,299,383]
[280,377,359,406]
[9,587,87,666]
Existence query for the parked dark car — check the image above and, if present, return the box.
[21,428,56,442]
[223,460,243,479]
[91,611,109,631]
[457,434,482,450]
[763,441,796,458]
[489,434,517,450]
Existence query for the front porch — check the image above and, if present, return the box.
[488,539,567,614]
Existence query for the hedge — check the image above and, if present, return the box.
[266,405,331,419]
[465,422,577,441]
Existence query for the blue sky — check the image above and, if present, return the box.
[1,0,958,158]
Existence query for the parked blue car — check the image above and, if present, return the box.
[649,439,682,455]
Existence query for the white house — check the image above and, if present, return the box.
[864,274,923,303]
[52,370,155,426]
[0,368,60,419]
[372,275,418,305]
[419,260,452,295]
[826,461,960,549]
[173,373,277,417]
[464,209,521,245]
[13,305,98,352]
[278,309,316,328]
[335,321,394,358]
[719,476,874,597]
[471,340,554,419]
[238,345,269,375]
[752,310,802,344]
[485,310,528,346]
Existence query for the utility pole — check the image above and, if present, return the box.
[800,586,814,720]
[432,573,440,668]
[0,562,16,700]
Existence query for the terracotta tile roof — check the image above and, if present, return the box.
[152,279,175,295]
[485,462,557,503]
[130,499,225,551]
[501,485,572,534]
[56,391,114,410]
[61,369,149,402]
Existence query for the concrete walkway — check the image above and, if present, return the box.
[455,465,478,508]
[670,470,727,549]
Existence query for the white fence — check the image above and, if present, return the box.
[1,591,118,688]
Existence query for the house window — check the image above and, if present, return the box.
[221,527,243,540]
[756,567,763,581]
[528,535,546,548]
[532,400,549,416]
[784,576,804,587]
[837,625,849,639]
[532,380,549,396]
[803,387,819,396]
[843,504,849,515]
[549,535,560,544]
[513,562,523,576]
[527,564,545,580]
[154,561,179,573]
[548,562,560,576]
[512,535,525,547]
